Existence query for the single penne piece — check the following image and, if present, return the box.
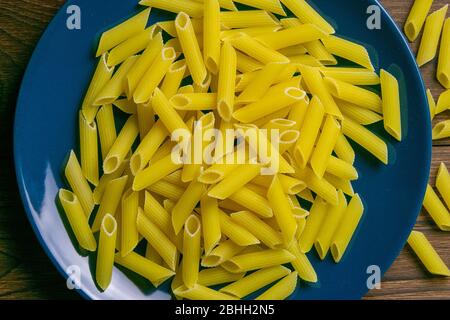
[59,189,97,251]
[438,19,450,88]
[94,55,138,106]
[200,196,221,254]
[334,133,356,164]
[280,0,335,34]
[220,10,280,29]
[278,44,308,56]
[161,60,187,98]
[252,174,306,195]
[288,195,309,218]
[437,163,450,209]
[114,251,175,285]
[170,93,217,110]
[198,267,245,287]
[228,187,273,218]
[236,64,296,92]
[293,96,325,168]
[93,161,128,204]
[120,189,139,256]
[314,191,347,260]
[295,167,339,205]
[267,175,298,245]
[221,26,282,40]
[137,209,178,271]
[304,41,337,65]
[96,8,151,57]
[255,24,329,51]
[380,69,402,141]
[198,162,240,184]
[113,99,137,114]
[139,0,203,18]
[427,89,436,120]
[288,241,317,283]
[330,194,364,263]
[233,0,286,16]
[92,175,128,232]
[299,65,342,119]
[320,67,380,86]
[126,33,164,97]
[236,51,264,73]
[96,105,117,161]
[434,118,450,138]
[221,249,295,273]
[436,89,450,114]
[203,0,221,74]
[325,173,354,196]
[144,191,173,237]
[82,53,115,123]
[133,47,177,104]
[133,154,183,191]
[172,180,207,234]
[404,0,433,42]
[79,112,99,186]
[233,87,306,123]
[298,196,328,253]
[107,26,157,67]
[217,41,237,121]
[230,211,284,249]
[103,115,139,174]
[423,184,450,231]
[96,214,117,290]
[176,12,208,85]
[151,88,190,134]
[338,99,383,125]
[65,150,95,217]
[326,156,358,180]
[201,239,245,267]
[321,35,374,71]
[310,115,341,178]
[174,284,238,300]
[219,210,261,246]
[230,33,289,65]
[220,266,290,298]
[256,272,298,300]
[288,95,309,131]
[342,117,388,164]
[325,77,382,113]
[407,231,450,276]
[148,180,185,200]
[219,199,248,212]
[182,215,202,288]
[416,5,448,67]
[208,164,261,200]
[289,54,324,67]
[136,102,155,140]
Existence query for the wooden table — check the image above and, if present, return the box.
[0,0,448,300]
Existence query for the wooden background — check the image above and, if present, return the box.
[0,0,449,300]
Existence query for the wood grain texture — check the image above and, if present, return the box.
[0,0,448,300]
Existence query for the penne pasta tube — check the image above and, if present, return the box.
[256,271,298,300]
[148,180,185,200]
[334,133,356,164]
[114,251,175,285]
[404,0,433,42]
[320,67,380,86]
[92,175,128,232]
[380,69,402,141]
[427,89,436,120]
[219,210,261,246]
[96,214,117,290]
[288,241,317,283]
[113,99,137,114]
[407,231,450,276]
[338,99,383,125]
[133,154,183,191]
[304,41,337,65]
[172,180,207,234]
[103,115,139,174]
[198,267,245,286]
[203,0,221,74]
[432,120,450,140]
[82,53,115,123]
[170,93,217,110]
[438,19,450,88]
[416,5,448,67]
[79,112,99,186]
[436,89,450,114]
[139,0,203,18]
[151,88,190,133]
[436,163,450,209]
[96,105,117,161]
[220,10,280,29]
[176,12,208,85]
[325,173,355,196]
[96,8,151,56]
[174,285,238,300]
[280,0,335,34]
[295,167,339,205]
[289,54,324,67]
[93,161,128,204]
[182,215,202,288]
[231,211,284,249]
[342,117,388,164]
[310,115,341,178]
[217,41,237,121]
[298,196,327,253]
[136,101,155,140]
[422,184,450,231]
[229,186,273,218]
[236,51,264,73]
[201,239,245,267]
[200,196,221,254]
[221,249,295,273]
[120,189,139,256]
[252,174,306,195]
[330,194,364,263]
[59,189,97,252]
[65,150,95,217]
[133,47,177,104]
[288,195,309,218]
[326,156,358,180]
[198,163,240,184]
[161,60,187,98]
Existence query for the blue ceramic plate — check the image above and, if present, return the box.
[14,0,431,300]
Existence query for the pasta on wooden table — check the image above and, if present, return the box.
[57,0,414,299]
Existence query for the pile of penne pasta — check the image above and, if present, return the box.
[59,0,409,300]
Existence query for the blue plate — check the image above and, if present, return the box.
[14,0,431,300]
